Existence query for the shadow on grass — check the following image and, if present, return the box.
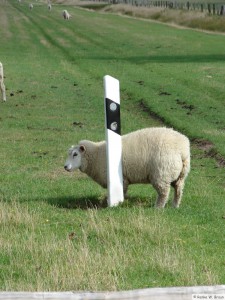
[120,196,155,208]
[47,195,108,210]
[127,54,225,64]
[46,195,155,210]
[85,54,225,64]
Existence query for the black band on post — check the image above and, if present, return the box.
[105,97,121,135]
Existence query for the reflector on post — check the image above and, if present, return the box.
[104,75,124,207]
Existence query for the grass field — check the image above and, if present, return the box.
[0,0,225,291]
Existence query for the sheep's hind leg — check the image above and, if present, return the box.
[154,183,170,208]
[172,178,185,208]
[123,179,129,198]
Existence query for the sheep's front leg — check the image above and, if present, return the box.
[154,183,170,208]
[0,80,6,101]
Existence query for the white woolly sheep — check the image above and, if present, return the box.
[48,3,52,10]
[0,62,6,102]
[29,3,33,9]
[62,10,70,20]
[64,127,190,208]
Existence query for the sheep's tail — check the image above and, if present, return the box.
[179,136,191,181]
[178,152,191,182]
[171,156,190,189]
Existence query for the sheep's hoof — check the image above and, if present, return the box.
[155,203,166,209]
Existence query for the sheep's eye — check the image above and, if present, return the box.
[73,152,78,158]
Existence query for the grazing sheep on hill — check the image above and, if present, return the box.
[62,10,70,20]
[64,127,190,208]
[48,3,52,10]
[0,62,6,102]
[29,3,33,9]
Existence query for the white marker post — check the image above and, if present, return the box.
[104,75,124,207]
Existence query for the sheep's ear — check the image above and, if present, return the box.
[79,145,86,153]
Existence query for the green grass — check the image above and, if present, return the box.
[0,0,225,291]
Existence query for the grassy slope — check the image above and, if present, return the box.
[0,0,225,291]
[100,4,225,33]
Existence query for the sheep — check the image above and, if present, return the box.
[48,3,52,11]
[29,3,33,10]
[64,127,190,208]
[62,10,70,20]
[0,62,6,102]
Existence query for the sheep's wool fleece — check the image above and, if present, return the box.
[121,127,190,185]
[79,127,190,188]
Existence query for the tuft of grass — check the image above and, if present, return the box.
[0,205,220,291]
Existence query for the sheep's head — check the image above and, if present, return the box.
[64,145,85,172]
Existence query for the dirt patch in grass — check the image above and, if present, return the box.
[193,139,225,167]
[193,138,214,152]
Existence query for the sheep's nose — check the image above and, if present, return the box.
[64,164,72,171]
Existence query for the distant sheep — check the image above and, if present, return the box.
[48,3,52,11]
[29,3,33,9]
[0,62,6,102]
[64,127,190,208]
[62,10,70,20]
